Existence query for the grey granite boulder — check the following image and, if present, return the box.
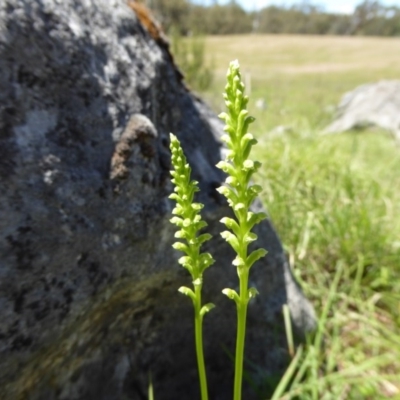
[325,80,400,142]
[0,0,315,399]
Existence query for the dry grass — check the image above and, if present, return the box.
[205,34,400,78]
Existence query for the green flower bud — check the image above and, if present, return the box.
[200,303,216,317]
[248,287,259,299]
[222,288,240,304]
[178,286,195,302]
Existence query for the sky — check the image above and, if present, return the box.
[193,0,400,14]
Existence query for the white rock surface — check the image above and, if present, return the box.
[326,80,400,141]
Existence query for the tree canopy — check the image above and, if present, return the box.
[138,0,400,36]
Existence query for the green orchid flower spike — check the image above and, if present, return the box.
[217,60,268,400]
[169,133,215,400]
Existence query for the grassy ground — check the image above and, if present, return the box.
[202,35,400,131]
[198,35,400,399]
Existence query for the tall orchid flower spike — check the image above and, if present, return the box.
[217,60,268,400]
[169,133,215,400]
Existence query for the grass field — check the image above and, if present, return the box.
[197,35,400,399]
[202,35,400,131]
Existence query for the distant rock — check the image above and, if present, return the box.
[255,98,267,110]
[0,0,315,399]
[325,80,400,141]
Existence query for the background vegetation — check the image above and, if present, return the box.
[139,1,400,396]
[179,33,400,398]
[140,0,400,36]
